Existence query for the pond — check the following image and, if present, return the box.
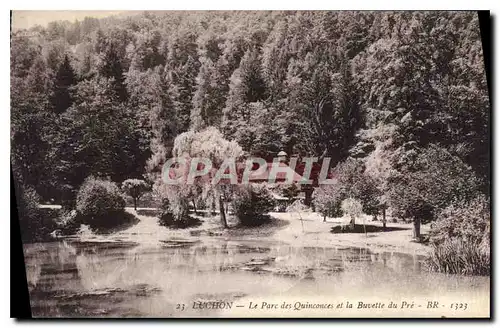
[23,238,490,317]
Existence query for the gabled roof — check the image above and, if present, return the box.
[245,162,305,183]
[165,160,306,184]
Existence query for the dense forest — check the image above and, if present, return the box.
[11,11,490,273]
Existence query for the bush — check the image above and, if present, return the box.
[75,177,126,229]
[55,209,80,235]
[271,183,300,200]
[60,184,76,210]
[14,182,56,242]
[427,238,490,275]
[154,183,197,228]
[313,185,342,218]
[158,208,201,228]
[313,158,380,219]
[232,184,274,226]
[431,195,490,246]
[427,195,490,275]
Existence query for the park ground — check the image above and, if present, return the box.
[43,205,431,256]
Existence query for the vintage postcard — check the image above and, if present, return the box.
[11,10,491,318]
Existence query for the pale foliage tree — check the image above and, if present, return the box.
[341,198,363,233]
[170,127,243,228]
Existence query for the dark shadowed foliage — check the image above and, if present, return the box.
[13,178,58,242]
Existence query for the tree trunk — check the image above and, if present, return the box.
[192,199,197,214]
[349,217,355,230]
[382,207,387,231]
[211,200,216,216]
[219,196,228,228]
[133,198,137,211]
[323,214,326,222]
[304,188,312,207]
[413,217,421,240]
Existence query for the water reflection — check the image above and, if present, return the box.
[23,240,489,317]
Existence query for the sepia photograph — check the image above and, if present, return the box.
[10,10,491,318]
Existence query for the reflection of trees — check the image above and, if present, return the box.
[24,241,78,290]
[25,261,42,290]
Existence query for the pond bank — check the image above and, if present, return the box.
[56,207,431,257]
[268,212,431,257]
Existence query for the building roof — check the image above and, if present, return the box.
[246,162,305,183]
[165,160,306,185]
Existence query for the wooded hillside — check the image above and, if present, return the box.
[11,11,489,199]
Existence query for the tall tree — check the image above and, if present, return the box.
[191,57,225,130]
[50,54,76,114]
[99,43,128,102]
[51,77,149,189]
[222,47,267,144]
[286,50,361,162]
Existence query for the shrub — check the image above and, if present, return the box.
[158,208,201,228]
[427,195,490,275]
[313,185,342,219]
[60,184,76,210]
[430,195,490,246]
[279,183,300,200]
[75,177,126,229]
[267,184,296,212]
[313,158,380,220]
[55,209,80,235]
[232,184,274,226]
[14,177,60,242]
[15,184,40,231]
[14,182,47,242]
[154,183,198,228]
[426,238,490,276]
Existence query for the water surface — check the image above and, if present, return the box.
[23,239,489,317]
